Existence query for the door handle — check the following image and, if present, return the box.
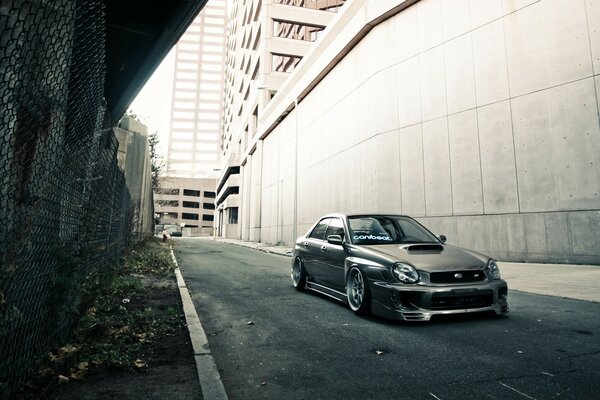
[321,245,327,252]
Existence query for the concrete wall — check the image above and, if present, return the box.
[115,117,154,243]
[252,0,600,264]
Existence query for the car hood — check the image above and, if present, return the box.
[359,243,489,272]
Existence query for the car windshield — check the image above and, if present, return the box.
[348,216,439,245]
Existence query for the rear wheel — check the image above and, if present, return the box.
[346,267,371,315]
[291,258,307,291]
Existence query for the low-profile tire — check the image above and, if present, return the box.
[346,267,371,315]
[291,258,307,291]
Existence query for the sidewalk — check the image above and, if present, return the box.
[209,237,600,303]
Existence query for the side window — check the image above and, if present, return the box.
[308,218,331,240]
[324,218,345,240]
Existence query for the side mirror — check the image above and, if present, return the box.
[327,234,344,246]
[438,234,447,243]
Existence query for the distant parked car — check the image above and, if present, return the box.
[292,214,508,321]
[170,231,182,237]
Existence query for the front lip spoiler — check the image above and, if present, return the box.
[371,300,509,321]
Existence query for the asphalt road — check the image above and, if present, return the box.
[175,239,600,400]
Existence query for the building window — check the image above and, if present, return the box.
[183,201,200,208]
[182,213,199,220]
[203,203,215,210]
[204,191,216,198]
[273,20,324,42]
[159,200,179,207]
[228,207,238,224]
[203,214,214,222]
[161,212,178,219]
[272,53,302,72]
[157,188,180,195]
[183,189,201,197]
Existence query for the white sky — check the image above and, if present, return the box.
[129,48,176,157]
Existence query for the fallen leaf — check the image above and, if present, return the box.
[261,381,267,386]
[77,362,89,371]
[246,321,255,325]
[517,350,524,354]
[38,368,55,378]
[375,351,384,356]
[122,298,130,304]
[69,369,86,381]
[133,359,146,369]
[57,375,70,384]
[59,345,79,354]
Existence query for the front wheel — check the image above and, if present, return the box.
[291,258,307,291]
[346,267,371,315]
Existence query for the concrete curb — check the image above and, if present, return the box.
[171,249,228,400]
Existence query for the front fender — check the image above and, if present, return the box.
[344,257,390,283]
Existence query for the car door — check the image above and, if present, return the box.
[299,218,331,283]
[317,217,347,291]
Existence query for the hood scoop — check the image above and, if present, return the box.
[400,244,444,252]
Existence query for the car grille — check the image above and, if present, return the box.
[430,290,493,310]
[429,270,486,284]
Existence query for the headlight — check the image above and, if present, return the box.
[392,263,420,284]
[487,259,501,280]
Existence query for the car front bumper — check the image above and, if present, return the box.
[370,280,509,321]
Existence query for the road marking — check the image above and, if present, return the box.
[429,393,443,400]
[499,382,537,399]
[540,371,555,377]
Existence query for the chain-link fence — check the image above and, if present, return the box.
[0,0,133,396]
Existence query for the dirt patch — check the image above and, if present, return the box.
[14,240,201,399]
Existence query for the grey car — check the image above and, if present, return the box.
[292,214,508,321]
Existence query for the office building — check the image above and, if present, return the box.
[166,0,228,178]
[216,0,346,239]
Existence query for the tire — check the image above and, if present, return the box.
[346,267,371,315]
[291,258,307,291]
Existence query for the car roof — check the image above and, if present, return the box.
[320,213,411,219]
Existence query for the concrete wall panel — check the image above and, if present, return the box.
[397,57,422,128]
[504,0,593,97]
[394,4,419,62]
[417,0,443,52]
[422,117,452,216]
[504,214,527,255]
[334,93,361,150]
[501,0,538,14]
[441,0,470,41]
[477,100,519,214]
[361,20,398,78]
[569,211,600,256]
[472,20,509,106]
[545,212,572,256]
[448,109,483,214]
[469,0,502,29]
[373,68,399,136]
[588,0,600,74]
[524,213,548,255]
[456,215,490,253]
[371,131,402,213]
[399,125,426,216]
[487,214,509,254]
[444,34,476,114]
[512,78,600,212]
[419,47,447,121]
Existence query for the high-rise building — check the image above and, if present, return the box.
[166,0,228,178]
[216,0,346,239]
[154,0,228,234]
